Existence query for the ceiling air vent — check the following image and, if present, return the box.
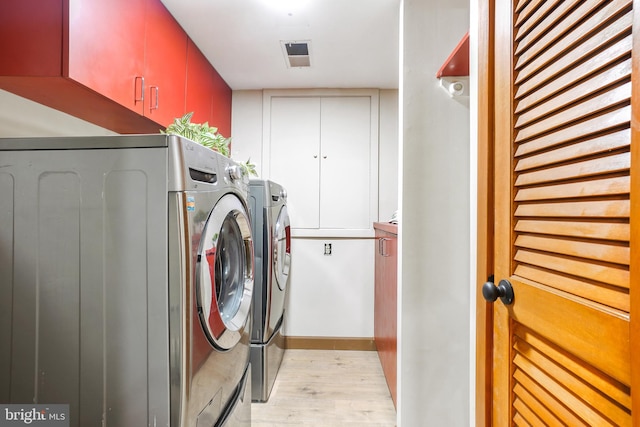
[281,41,311,68]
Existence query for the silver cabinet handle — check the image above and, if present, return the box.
[150,86,159,110]
[135,76,145,103]
[378,238,389,256]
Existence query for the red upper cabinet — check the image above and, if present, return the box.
[185,40,231,138]
[66,0,147,115]
[185,40,214,126]
[143,0,188,127]
[210,67,232,138]
[68,0,187,125]
[185,40,232,136]
[0,0,226,134]
[0,0,64,77]
[0,0,157,132]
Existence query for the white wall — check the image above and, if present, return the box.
[399,0,470,425]
[285,238,375,337]
[230,90,264,173]
[379,89,400,222]
[0,89,117,137]
[231,90,399,338]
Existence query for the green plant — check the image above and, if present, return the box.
[161,112,258,177]
[161,112,230,156]
[240,158,258,177]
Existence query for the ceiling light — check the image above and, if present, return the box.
[260,0,310,14]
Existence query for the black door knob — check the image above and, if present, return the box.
[482,279,514,305]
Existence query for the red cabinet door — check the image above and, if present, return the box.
[185,40,232,136]
[210,68,232,137]
[374,223,398,407]
[66,0,146,115]
[185,39,214,126]
[0,0,63,76]
[143,0,187,127]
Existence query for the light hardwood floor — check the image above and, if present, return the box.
[251,349,397,427]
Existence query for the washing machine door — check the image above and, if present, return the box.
[197,193,254,350]
[273,204,291,291]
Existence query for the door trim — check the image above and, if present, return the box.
[630,0,640,423]
[475,0,495,425]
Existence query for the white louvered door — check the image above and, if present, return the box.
[490,0,637,425]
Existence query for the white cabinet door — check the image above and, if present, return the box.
[267,92,377,233]
[269,97,321,229]
[319,97,371,229]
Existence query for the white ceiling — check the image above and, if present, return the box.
[160,0,400,90]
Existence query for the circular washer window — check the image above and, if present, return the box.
[273,204,291,291]
[197,194,254,350]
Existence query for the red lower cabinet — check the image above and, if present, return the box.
[374,222,398,407]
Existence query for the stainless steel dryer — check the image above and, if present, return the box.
[248,179,291,402]
[0,134,253,426]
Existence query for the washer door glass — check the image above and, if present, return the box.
[197,194,253,350]
[273,205,291,291]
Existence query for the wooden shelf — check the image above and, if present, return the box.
[436,32,469,78]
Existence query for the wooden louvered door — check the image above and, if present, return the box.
[490,0,638,425]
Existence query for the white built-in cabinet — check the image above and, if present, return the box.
[263,90,379,237]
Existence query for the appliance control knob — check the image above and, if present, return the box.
[227,164,243,181]
[280,188,287,200]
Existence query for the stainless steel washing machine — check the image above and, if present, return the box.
[248,179,291,402]
[0,134,253,426]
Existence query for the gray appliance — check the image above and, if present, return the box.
[0,134,253,426]
[248,179,291,402]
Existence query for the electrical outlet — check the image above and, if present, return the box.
[324,243,332,255]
